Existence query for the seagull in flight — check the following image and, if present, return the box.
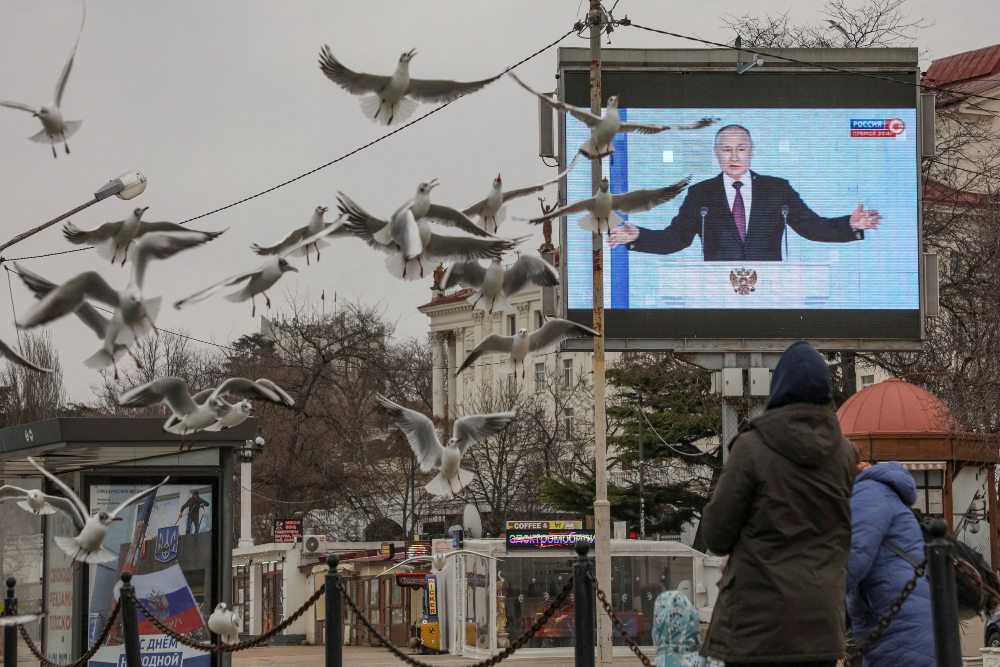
[0,337,52,373]
[63,207,224,266]
[0,4,86,157]
[319,47,500,125]
[457,318,599,378]
[376,394,515,498]
[251,206,343,265]
[0,484,61,515]
[529,176,690,235]
[379,550,499,576]
[174,224,340,316]
[182,378,294,432]
[27,456,169,564]
[17,231,222,378]
[440,256,559,314]
[508,73,716,160]
[207,603,243,645]
[121,377,294,435]
[337,186,518,280]
[462,172,564,235]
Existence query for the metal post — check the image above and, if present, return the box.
[3,578,17,667]
[926,519,962,667]
[587,1,612,663]
[637,395,645,540]
[325,556,342,667]
[119,574,142,667]
[573,542,595,667]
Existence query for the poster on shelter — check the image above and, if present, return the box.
[85,481,215,667]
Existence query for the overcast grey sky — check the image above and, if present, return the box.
[0,0,995,401]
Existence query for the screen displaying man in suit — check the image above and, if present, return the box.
[608,124,882,260]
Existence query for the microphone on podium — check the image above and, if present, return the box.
[781,205,789,259]
[700,207,708,260]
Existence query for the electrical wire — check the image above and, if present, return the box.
[2,27,577,265]
[4,266,23,352]
[626,22,1000,106]
[639,406,716,458]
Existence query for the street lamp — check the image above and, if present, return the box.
[237,436,265,548]
[0,169,148,254]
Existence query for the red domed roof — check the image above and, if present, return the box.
[837,378,955,435]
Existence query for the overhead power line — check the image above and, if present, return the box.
[2,28,577,265]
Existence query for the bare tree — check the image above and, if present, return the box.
[0,331,66,426]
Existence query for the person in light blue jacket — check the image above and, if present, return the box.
[652,590,723,667]
[847,461,935,666]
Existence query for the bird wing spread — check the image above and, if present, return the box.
[508,73,602,127]
[423,204,494,238]
[406,74,501,104]
[0,485,29,500]
[610,177,691,214]
[375,394,443,472]
[174,269,259,309]
[440,261,487,290]
[54,2,85,106]
[0,100,37,114]
[136,221,192,234]
[452,412,516,454]
[318,47,391,94]
[280,219,346,258]
[14,263,110,339]
[456,334,513,375]
[0,337,52,373]
[108,477,170,519]
[62,220,125,244]
[131,231,222,291]
[251,226,309,255]
[423,234,516,262]
[502,256,559,296]
[21,272,119,328]
[119,377,197,415]
[529,318,600,352]
[213,378,292,406]
[618,117,717,133]
[254,378,295,406]
[337,193,390,248]
[27,457,88,526]
[527,197,594,224]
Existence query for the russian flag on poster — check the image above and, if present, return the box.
[113,565,206,636]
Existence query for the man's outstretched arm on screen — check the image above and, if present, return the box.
[783,181,880,243]
[608,193,700,253]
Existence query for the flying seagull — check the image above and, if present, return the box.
[63,207,224,266]
[251,206,343,265]
[0,484,61,515]
[174,224,340,316]
[0,613,44,628]
[508,73,716,160]
[27,456,169,564]
[121,377,294,435]
[0,337,52,373]
[379,550,499,576]
[529,176,690,235]
[207,603,242,645]
[0,4,86,157]
[318,47,500,125]
[457,318,600,378]
[337,187,518,280]
[440,256,559,314]
[462,172,562,235]
[376,394,515,498]
[17,231,222,378]
[184,378,294,432]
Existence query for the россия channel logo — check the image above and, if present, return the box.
[850,118,905,137]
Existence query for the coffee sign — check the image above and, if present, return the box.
[505,520,583,531]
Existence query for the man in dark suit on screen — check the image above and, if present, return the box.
[608,124,882,260]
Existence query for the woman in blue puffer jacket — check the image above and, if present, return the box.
[847,461,935,666]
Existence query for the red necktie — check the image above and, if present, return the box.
[732,181,746,241]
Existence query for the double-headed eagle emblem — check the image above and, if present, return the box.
[729,268,758,295]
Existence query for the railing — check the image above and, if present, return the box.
[0,523,978,666]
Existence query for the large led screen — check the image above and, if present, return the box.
[559,70,922,343]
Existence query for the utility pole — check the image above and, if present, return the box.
[587,1,613,663]
[638,394,645,540]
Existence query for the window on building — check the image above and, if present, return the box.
[563,359,574,387]
[861,374,875,387]
[507,314,517,336]
[564,407,575,437]
[534,311,544,330]
[911,469,945,517]
[534,362,545,393]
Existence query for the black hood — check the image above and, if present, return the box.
[766,341,833,410]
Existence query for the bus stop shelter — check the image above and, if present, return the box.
[0,417,255,667]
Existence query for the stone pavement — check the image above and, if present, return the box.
[231,644,652,666]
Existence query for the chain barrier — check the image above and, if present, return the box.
[588,572,652,667]
[337,574,574,667]
[125,584,325,653]
[18,600,121,667]
[843,559,926,665]
[955,556,1000,613]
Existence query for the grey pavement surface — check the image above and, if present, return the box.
[231,644,652,666]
